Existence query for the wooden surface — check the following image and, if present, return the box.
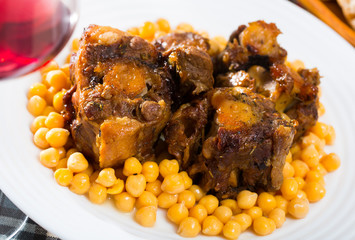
[323,1,349,25]
[296,0,355,47]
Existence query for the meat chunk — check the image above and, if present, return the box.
[215,70,255,91]
[216,21,287,73]
[269,64,320,139]
[65,25,172,168]
[246,64,320,141]
[189,87,295,199]
[164,98,208,169]
[215,21,320,141]
[154,32,214,98]
[155,32,210,52]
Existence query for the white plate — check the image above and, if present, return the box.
[1,0,355,239]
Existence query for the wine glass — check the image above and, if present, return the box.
[0,0,78,79]
[0,0,77,238]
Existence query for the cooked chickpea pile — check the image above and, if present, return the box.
[127,19,228,55]
[27,19,341,239]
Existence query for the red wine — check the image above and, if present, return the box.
[0,0,74,79]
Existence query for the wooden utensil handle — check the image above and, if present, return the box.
[298,0,355,47]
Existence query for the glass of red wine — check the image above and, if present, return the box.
[0,0,78,79]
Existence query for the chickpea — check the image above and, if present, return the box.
[161,173,185,194]
[292,160,310,178]
[33,127,50,149]
[41,106,56,116]
[237,190,258,209]
[274,195,288,213]
[288,198,309,219]
[294,176,306,190]
[157,192,178,209]
[257,192,276,214]
[177,217,201,238]
[142,161,159,182]
[127,27,139,36]
[67,152,89,173]
[283,161,295,178]
[69,173,90,195]
[28,95,47,116]
[253,217,276,236]
[135,206,157,227]
[159,159,179,178]
[295,190,308,200]
[45,128,70,148]
[320,153,340,172]
[66,148,78,158]
[125,174,146,197]
[54,168,73,186]
[189,204,208,224]
[53,90,65,112]
[30,116,47,134]
[311,163,328,176]
[45,112,64,129]
[60,63,70,76]
[96,168,117,187]
[145,180,162,196]
[202,215,223,236]
[213,206,233,223]
[230,213,252,232]
[40,147,59,168]
[243,206,262,220]
[189,185,205,201]
[167,203,189,225]
[114,192,136,212]
[44,87,56,106]
[176,23,194,32]
[301,144,320,168]
[310,121,329,139]
[55,158,68,170]
[46,70,69,91]
[179,171,193,189]
[107,179,125,195]
[268,208,286,228]
[305,170,325,185]
[301,132,324,151]
[221,199,241,215]
[123,157,142,176]
[139,21,157,40]
[156,18,171,32]
[280,178,298,200]
[199,195,219,214]
[303,182,326,202]
[325,125,336,145]
[27,82,48,99]
[178,190,196,209]
[223,220,241,240]
[136,191,158,209]
[88,183,107,204]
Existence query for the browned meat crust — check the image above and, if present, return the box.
[154,32,214,99]
[188,87,296,199]
[216,21,287,73]
[214,21,320,141]
[215,70,256,90]
[65,25,172,168]
[164,98,209,169]
[269,65,320,139]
